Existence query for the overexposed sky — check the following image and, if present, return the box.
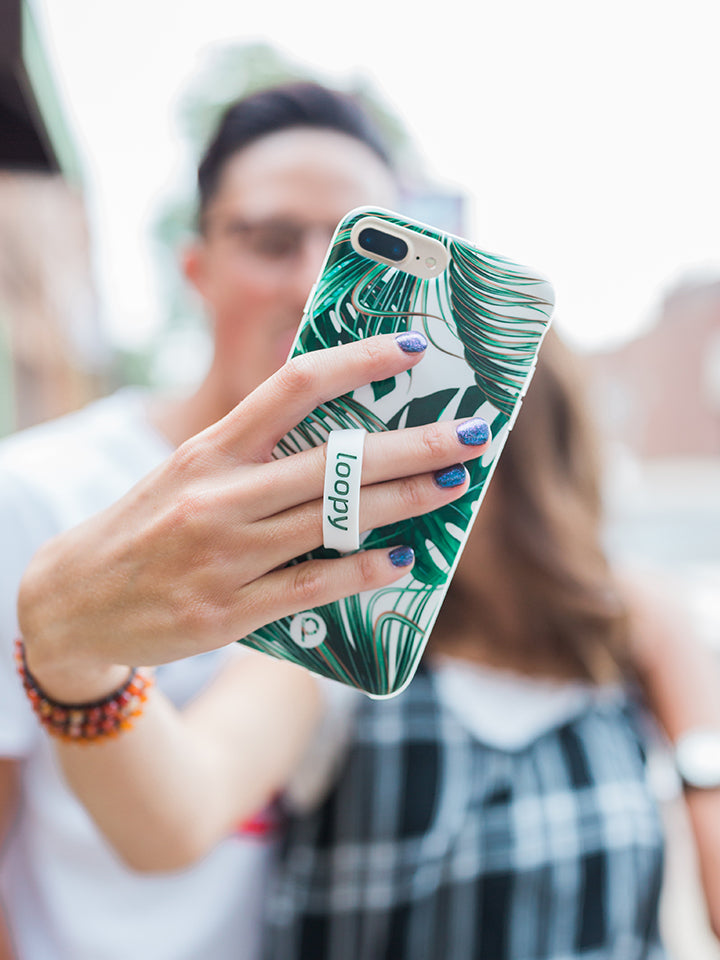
[33,0,720,353]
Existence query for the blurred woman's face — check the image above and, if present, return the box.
[185,126,396,406]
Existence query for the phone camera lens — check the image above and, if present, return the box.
[358,227,408,262]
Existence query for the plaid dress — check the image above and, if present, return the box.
[264,667,666,960]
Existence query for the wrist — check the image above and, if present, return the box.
[15,639,154,743]
[674,727,720,791]
[18,541,131,702]
[23,648,133,705]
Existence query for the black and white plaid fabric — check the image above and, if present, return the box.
[264,667,666,960]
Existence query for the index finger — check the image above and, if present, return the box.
[212,332,428,461]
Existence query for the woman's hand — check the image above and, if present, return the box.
[19,334,489,700]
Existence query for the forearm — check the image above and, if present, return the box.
[57,692,232,871]
[0,761,19,959]
[639,623,720,741]
[683,789,720,940]
[643,643,720,938]
[0,910,16,960]
[632,593,720,938]
[0,761,18,853]
[23,649,322,872]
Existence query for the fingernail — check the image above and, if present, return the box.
[389,545,415,567]
[456,417,490,446]
[395,331,428,354]
[433,464,467,488]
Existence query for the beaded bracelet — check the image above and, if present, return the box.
[14,638,154,744]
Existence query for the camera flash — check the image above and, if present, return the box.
[425,256,437,269]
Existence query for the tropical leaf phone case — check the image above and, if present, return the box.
[240,207,555,697]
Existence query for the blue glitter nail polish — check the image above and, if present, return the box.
[389,545,415,567]
[434,464,467,488]
[395,331,428,354]
[456,418,490,446]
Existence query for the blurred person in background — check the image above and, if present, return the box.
[260,327,720,959]
[4,84,720,960]
[0,81,489,960]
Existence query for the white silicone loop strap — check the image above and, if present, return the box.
[322,429,367,552]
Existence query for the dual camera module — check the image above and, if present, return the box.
[351,217,449,280]
[357,227,408,263]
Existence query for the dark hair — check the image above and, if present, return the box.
[197,82,393,227]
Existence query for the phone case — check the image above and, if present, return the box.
[240,207,555,697]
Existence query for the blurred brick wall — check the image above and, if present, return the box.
[587,278,720,458]
[0,171,106,433]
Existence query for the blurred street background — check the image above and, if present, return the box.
[1,1,718,956]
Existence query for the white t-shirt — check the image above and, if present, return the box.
[0,389,355,960]
[429,654,622,750]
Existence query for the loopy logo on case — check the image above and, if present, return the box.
[289,612,327,649]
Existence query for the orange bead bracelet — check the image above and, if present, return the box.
[14,638,154,744]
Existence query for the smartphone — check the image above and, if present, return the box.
[241,207,555,697]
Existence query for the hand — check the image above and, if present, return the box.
[19,334,489,699]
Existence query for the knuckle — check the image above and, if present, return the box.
[179,598,218,637]
[171,436,213,476]
[244,467,275,508]
[360,337,387,368]
[163,490,221,554]
[266,506,318,552]
[318,438,329,473]
[180,595,235,648]
[291,563,326,605]
[398,475,427,513]
[256,517,290,554]
[356,550,379,586]
[419,423,449,460]
[169,490,208,529]
[277,355,317,398]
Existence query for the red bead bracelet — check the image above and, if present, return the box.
[14,639,154,744]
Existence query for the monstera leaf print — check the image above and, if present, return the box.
[242,209,554,696]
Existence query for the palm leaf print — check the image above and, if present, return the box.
[242,209,554,696]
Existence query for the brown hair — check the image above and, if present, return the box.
[431,328,630,684]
